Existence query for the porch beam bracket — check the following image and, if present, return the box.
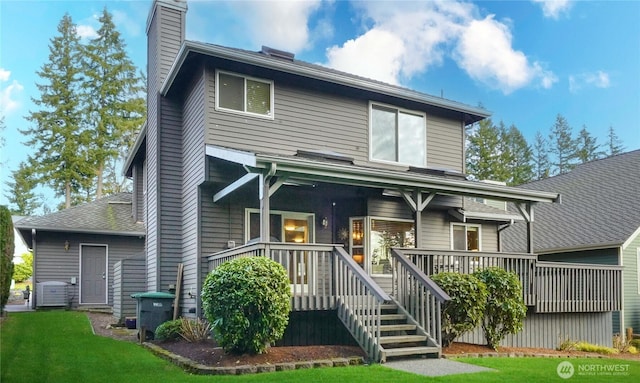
[515,202,534,223]
[268,175,289,198]
[213,173,259,203]
[401,191,435,212]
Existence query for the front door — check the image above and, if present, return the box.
[80,245,107,304]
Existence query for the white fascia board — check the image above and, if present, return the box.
[206,145,257,167]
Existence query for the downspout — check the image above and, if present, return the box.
[497,219,514,252]
[31,229,36,309]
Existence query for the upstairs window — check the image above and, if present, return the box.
[216,71,273,118]
[370,103,426,167]
[451,224,481,251]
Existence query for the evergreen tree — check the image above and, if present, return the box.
[607,126,625,156]
[575,126,604,163]
[548,114,577,175]
[502,125,534,185]
[4,162,40,216]
[83,8,145,199]
[466,118,502,181]
[20,14,93,209]
[533,131,550,180]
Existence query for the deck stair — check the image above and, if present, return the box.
[377,301,441,362]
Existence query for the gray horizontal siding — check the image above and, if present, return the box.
[457,311,613,349]
[623,233,640,335]
[427,115,463,172]
[204,64,464,172]
[181,65,206,317]
[34,232,144,308]
[113,257,146,323]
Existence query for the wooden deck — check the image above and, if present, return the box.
[207,243,622,362]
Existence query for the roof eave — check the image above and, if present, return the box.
[161,41,491,123]
[16,225,145,237]
[123,121,147,177]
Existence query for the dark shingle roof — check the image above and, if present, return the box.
[15,193,144,236]
[503,150,640,253]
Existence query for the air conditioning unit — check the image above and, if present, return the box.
[36,281,69,307]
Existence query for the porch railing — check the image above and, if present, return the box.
[391,249,450,348]
[333,246,390,362]
[393,248,622,313]
[397,249,538,306]
[534,261,622,313]
[207,242,336,311]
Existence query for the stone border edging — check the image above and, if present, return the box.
[443,352,609,359]
[142,342,365,375]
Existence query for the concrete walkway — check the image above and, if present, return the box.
[3,302,35,312]
[383,358,494,377]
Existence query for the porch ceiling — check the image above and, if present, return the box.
[206,145,560,204]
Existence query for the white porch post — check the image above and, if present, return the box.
[259,174,270,241]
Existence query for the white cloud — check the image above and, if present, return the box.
[326,29,405,85]
[455,16,557,94]
[0,68,24,116]
[324,1,556,94]
[569,71,611,93]
[231,0,322,52]
[532,0,573,19]
[76,24,98,40]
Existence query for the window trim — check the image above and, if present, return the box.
[368,101,427,167]
[450,223,482,251]
[215,70,274,120]
[244,209,315,243]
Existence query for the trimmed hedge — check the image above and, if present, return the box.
[1,206,15,313]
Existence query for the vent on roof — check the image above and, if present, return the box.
[296,149,354,164]
[409,167,467,180]
[261,46,295,61]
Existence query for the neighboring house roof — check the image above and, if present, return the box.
[15,193,145,238]
[503,150,640,253]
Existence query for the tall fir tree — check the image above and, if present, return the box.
[502,124,534,185]
[4,162,40,216]
[548,114,577,175]
[533,131,550,180]
[575,126,604,163]
[83,8,146,199]
[466,118,502,181]
[20,14,94,209]
[607,126,625,156]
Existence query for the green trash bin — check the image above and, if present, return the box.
[131,292,175,340]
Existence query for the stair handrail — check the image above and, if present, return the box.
[391,248,450,347]
[333,246,390,362]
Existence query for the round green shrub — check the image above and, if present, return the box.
[431,272,487,347]
[202,256,291,354]
[474,267,527,350]
[155,319,182,341]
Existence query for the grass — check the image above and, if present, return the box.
[1,311,639,383]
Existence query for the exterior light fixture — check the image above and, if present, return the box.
[64,240,70,251]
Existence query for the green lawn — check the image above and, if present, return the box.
[1,311,638,383]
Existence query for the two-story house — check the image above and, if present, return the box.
[18,0,622,363]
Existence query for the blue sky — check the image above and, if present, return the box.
[1,0,639,211]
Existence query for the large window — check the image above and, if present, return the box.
[451,224,480,251]
[216,71,273,118]
[370,103,426,167]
